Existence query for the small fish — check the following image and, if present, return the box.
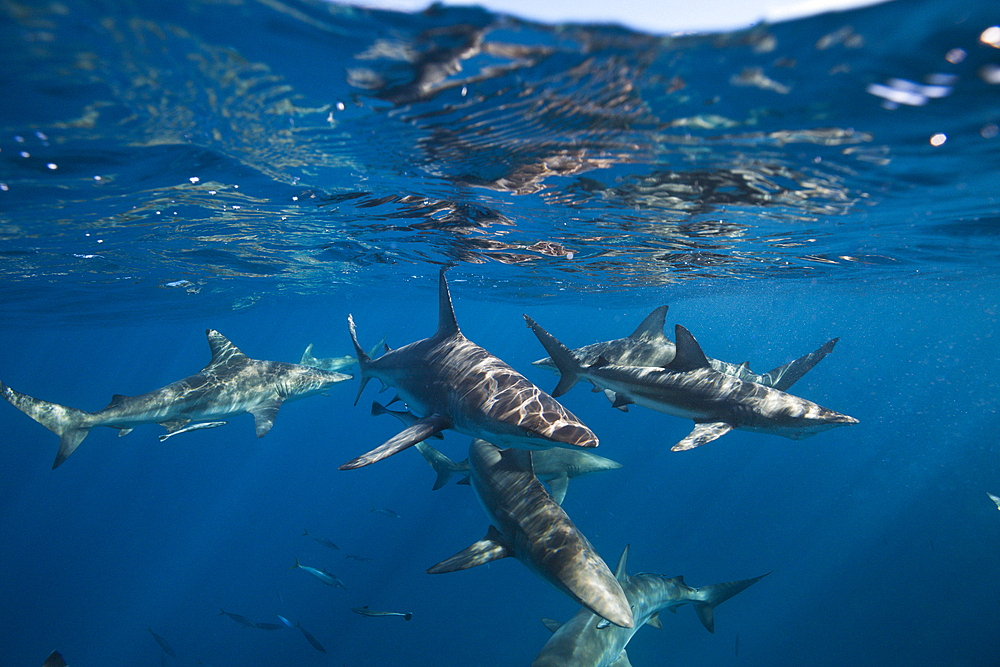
[254,622,285,631]
[295,621,327,653]
[352,605,412,621]
[218,608,255,628]
[42,650,67,667]
[291,557,347,589]
[371,506,400,518]
[275,614,294,629]
[303,528,340,550]
[989,492,1000,510]
[147,627,176,657]
[157,420,227,442]
[345,553,374,562]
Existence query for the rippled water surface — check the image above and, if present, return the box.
[1,0,999,666]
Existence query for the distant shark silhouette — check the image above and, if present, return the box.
[525,315,857,451]
[1,330,351,468]
[532,305,838,395]
[339,269,598,470]
[427,438,633,629]
[531,545,767,667]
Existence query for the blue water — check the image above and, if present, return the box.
[2,0,999,665]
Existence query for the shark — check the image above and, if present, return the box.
[525,315,858,451]
[532,305,839,399]
[531,545,767,667]
[0,329,352,468]
[339,269,598,470]
[299,336,386,372]
[372,399,621,502]
[427,438,634,629]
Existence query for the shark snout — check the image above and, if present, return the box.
[549,423,599,449]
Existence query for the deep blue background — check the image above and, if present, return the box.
[2,274,999,666]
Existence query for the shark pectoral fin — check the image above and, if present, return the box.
[540,618,563,633]
[672,422,733,452]
[608,650,633,667]
[118,427,133,437]
[426,525,511,574]
[250,398,284,438]
[340,416,450,470]
[548,474,569,505]
[646,612,663,629]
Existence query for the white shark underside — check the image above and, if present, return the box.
[427,438,634,629]
[1,330,351,468]
[525,315,857,451]
[339,270,598,470]
[532,305,839,392]
[532,546,768,667]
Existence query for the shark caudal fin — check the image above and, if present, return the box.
[762,337,839,391]
[347,314,374,406]
[414,441,469,490]
[523,315,585,397]
[691,572,770,633]
[1,381,92,469]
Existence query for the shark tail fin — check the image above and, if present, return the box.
[692,572,770,633]
[414,441,468,490]
[523,315,582,397]
[1,381,92,469]
[347,315,373,406]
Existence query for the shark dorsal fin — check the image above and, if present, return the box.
[436,269,461,339]
[666,325,710,372]
[613,544,630,582]
[540,618,563,633]
[104,394,129,410]
[628,305,669,341]
[205,329,249,369]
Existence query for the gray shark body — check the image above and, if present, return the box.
[526,316,857,451]
[532,305,838,394]
[339,270,598,470]
[1,330,351,468]
[532,546,767,667]
[372,400,621,501]
[427,438,633,629]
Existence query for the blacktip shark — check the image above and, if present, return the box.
[427,438,634,629]
[531,545,768,667]
[532,305,839,395]
[373,399,622,502]
[525,315,858,451]
[0,330,351,468]
[339,269,598,470]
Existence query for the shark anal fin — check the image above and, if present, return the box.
[609,391,632,411]
[118,427,133,437]
[540,618,563,634]
[159,417,191,433]
[250,398,283,438]
[340,415,450,470]
[426,525,511,574]
[672,422,733,451]
[646,612,663,629]
[547,474,569,505]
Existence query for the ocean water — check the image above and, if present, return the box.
[2,0,999,665]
